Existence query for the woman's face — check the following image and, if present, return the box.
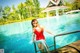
[33,20,38,27]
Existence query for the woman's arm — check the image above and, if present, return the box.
[32,29,36,42]
[32,33,35,42]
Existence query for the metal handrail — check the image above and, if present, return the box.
[53,30,80,53]
[33,42,37,53]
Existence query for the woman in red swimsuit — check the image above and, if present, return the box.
[31,19,54,53]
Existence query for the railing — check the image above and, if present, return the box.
[33,30,80,53]
[53,30,80,53]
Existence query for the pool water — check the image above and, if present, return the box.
[0,13,80,53]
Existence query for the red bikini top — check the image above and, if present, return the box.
[34,28,45,40]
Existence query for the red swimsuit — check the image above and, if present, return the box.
[34,29,45,40]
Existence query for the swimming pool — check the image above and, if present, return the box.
[0,13,80,53]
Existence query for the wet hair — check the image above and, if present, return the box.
[31,19,38,28]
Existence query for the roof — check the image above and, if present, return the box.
[47,0,63,7]
[42,0,68,12]
[42,6,68,12]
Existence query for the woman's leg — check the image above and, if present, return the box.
[38,43,44,53]
[41,40,50,53]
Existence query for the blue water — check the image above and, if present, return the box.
[0,13,80,53]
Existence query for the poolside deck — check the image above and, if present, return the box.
[50,40,80,53]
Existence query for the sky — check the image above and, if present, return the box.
[0,0,49,8]
[0,0,75,8]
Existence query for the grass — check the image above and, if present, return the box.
[0,17,45,25]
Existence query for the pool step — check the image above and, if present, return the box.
[50,40,80,53]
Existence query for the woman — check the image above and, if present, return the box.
[31,19,54,53]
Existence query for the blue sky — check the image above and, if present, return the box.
[0,0,49,8]
[0,0,26,8]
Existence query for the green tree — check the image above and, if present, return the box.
[25,0,34,17]
[0,6,3,12]
[12,5,16,11]
[33,0,40,17]
[17,3,23,20]
[0,6,3,18]
[2,6,11,20]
